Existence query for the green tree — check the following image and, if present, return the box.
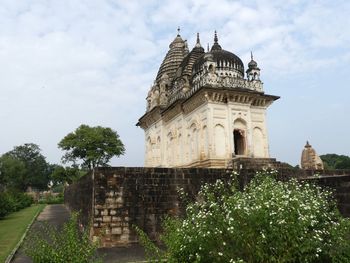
[50,165,85,185]
[0,155,27,190]
[320,154,350,169]
[58,124,125,169]
[0,143,51,191]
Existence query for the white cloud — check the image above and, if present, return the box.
[0,0,349,166]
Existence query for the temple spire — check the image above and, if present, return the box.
[211,30,222,51]
[195,33,201,48]
[177,26,180,36]
[251,51,253,60]
[214,30,218,43]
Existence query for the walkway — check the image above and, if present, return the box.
[11,204,146,263]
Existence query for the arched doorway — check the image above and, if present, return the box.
[233,129,246,155]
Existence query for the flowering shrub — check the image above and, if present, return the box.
[138,170,350,262]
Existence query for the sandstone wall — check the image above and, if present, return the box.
[64,167,350,247]
[64,173,93,227]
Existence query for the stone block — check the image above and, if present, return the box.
[112,216,121,222]
[101,209,108,216]
[103,216,111,222]
[110,210,117,215]
[112,227,122,235]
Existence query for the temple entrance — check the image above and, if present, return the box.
[233,129,245,155]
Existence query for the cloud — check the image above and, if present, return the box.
[0,0,349,166]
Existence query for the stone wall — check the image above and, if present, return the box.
[64,167,350,247]
[64,173,93,227]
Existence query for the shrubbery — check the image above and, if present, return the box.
[0,190,33,218]
[137,170,350,262]
[24,212,102,263]
[38,192,64,205]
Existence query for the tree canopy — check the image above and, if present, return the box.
[58,124,125,169]
[0,143,51,191]
[320,154,350,169]
[50,165,85,185]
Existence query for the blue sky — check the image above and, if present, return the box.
[0,0,349,167]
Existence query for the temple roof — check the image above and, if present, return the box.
[155,29,188,83]
[175,33,205,79]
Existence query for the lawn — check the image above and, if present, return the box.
[0,204,45,262]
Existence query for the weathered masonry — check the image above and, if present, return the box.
[65,167,350,247]
[137,30,279,168]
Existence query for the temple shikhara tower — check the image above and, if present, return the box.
[137,30,279,168]
[301,141,324,170]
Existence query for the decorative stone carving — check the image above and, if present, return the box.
[301,141,324,170]
[137,30,279,168]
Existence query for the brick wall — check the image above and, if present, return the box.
[64,167,350,247]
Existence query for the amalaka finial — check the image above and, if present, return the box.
[177,26,180,36]
[251,51,253,60]
[207,43,209,52]
[214,30,218,44]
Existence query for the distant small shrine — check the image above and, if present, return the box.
[301,141,324,170]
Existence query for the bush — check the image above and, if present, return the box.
[24,212,102,263]
[38,193,64,204]
[0,192,12,218]
[0,191,33,218]
[138,170,350,263]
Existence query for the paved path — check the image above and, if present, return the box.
[11,204,71,263]
[11,204,147,263]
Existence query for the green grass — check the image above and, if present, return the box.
[0,204,45,262]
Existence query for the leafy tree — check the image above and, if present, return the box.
[320,154,350,169]
[0,143,51,191]
[58,124,125,169]
[50,165,86,185]
[0,155,27,190]
[136,171,350,262]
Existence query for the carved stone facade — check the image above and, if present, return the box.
[137,30,279,168]
[301,141,324,170]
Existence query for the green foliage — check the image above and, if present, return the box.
[50,164,86,184]
[38,193,64,204]
[0,191,33,218]
[320,154,350,170]
[0,204,45,262]
[0,143,51,191]
[134,225,165,261]
[24,212,102,263]
[58,124,125,169]
[0,155,27,190]
[139,171,350,263]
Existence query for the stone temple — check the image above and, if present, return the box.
[137,30,279,168]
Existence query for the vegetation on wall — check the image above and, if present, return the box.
[58,124,125,169]
[136,170,350,262]
[320,154,350,170]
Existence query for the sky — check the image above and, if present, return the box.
[0,0,349,167]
